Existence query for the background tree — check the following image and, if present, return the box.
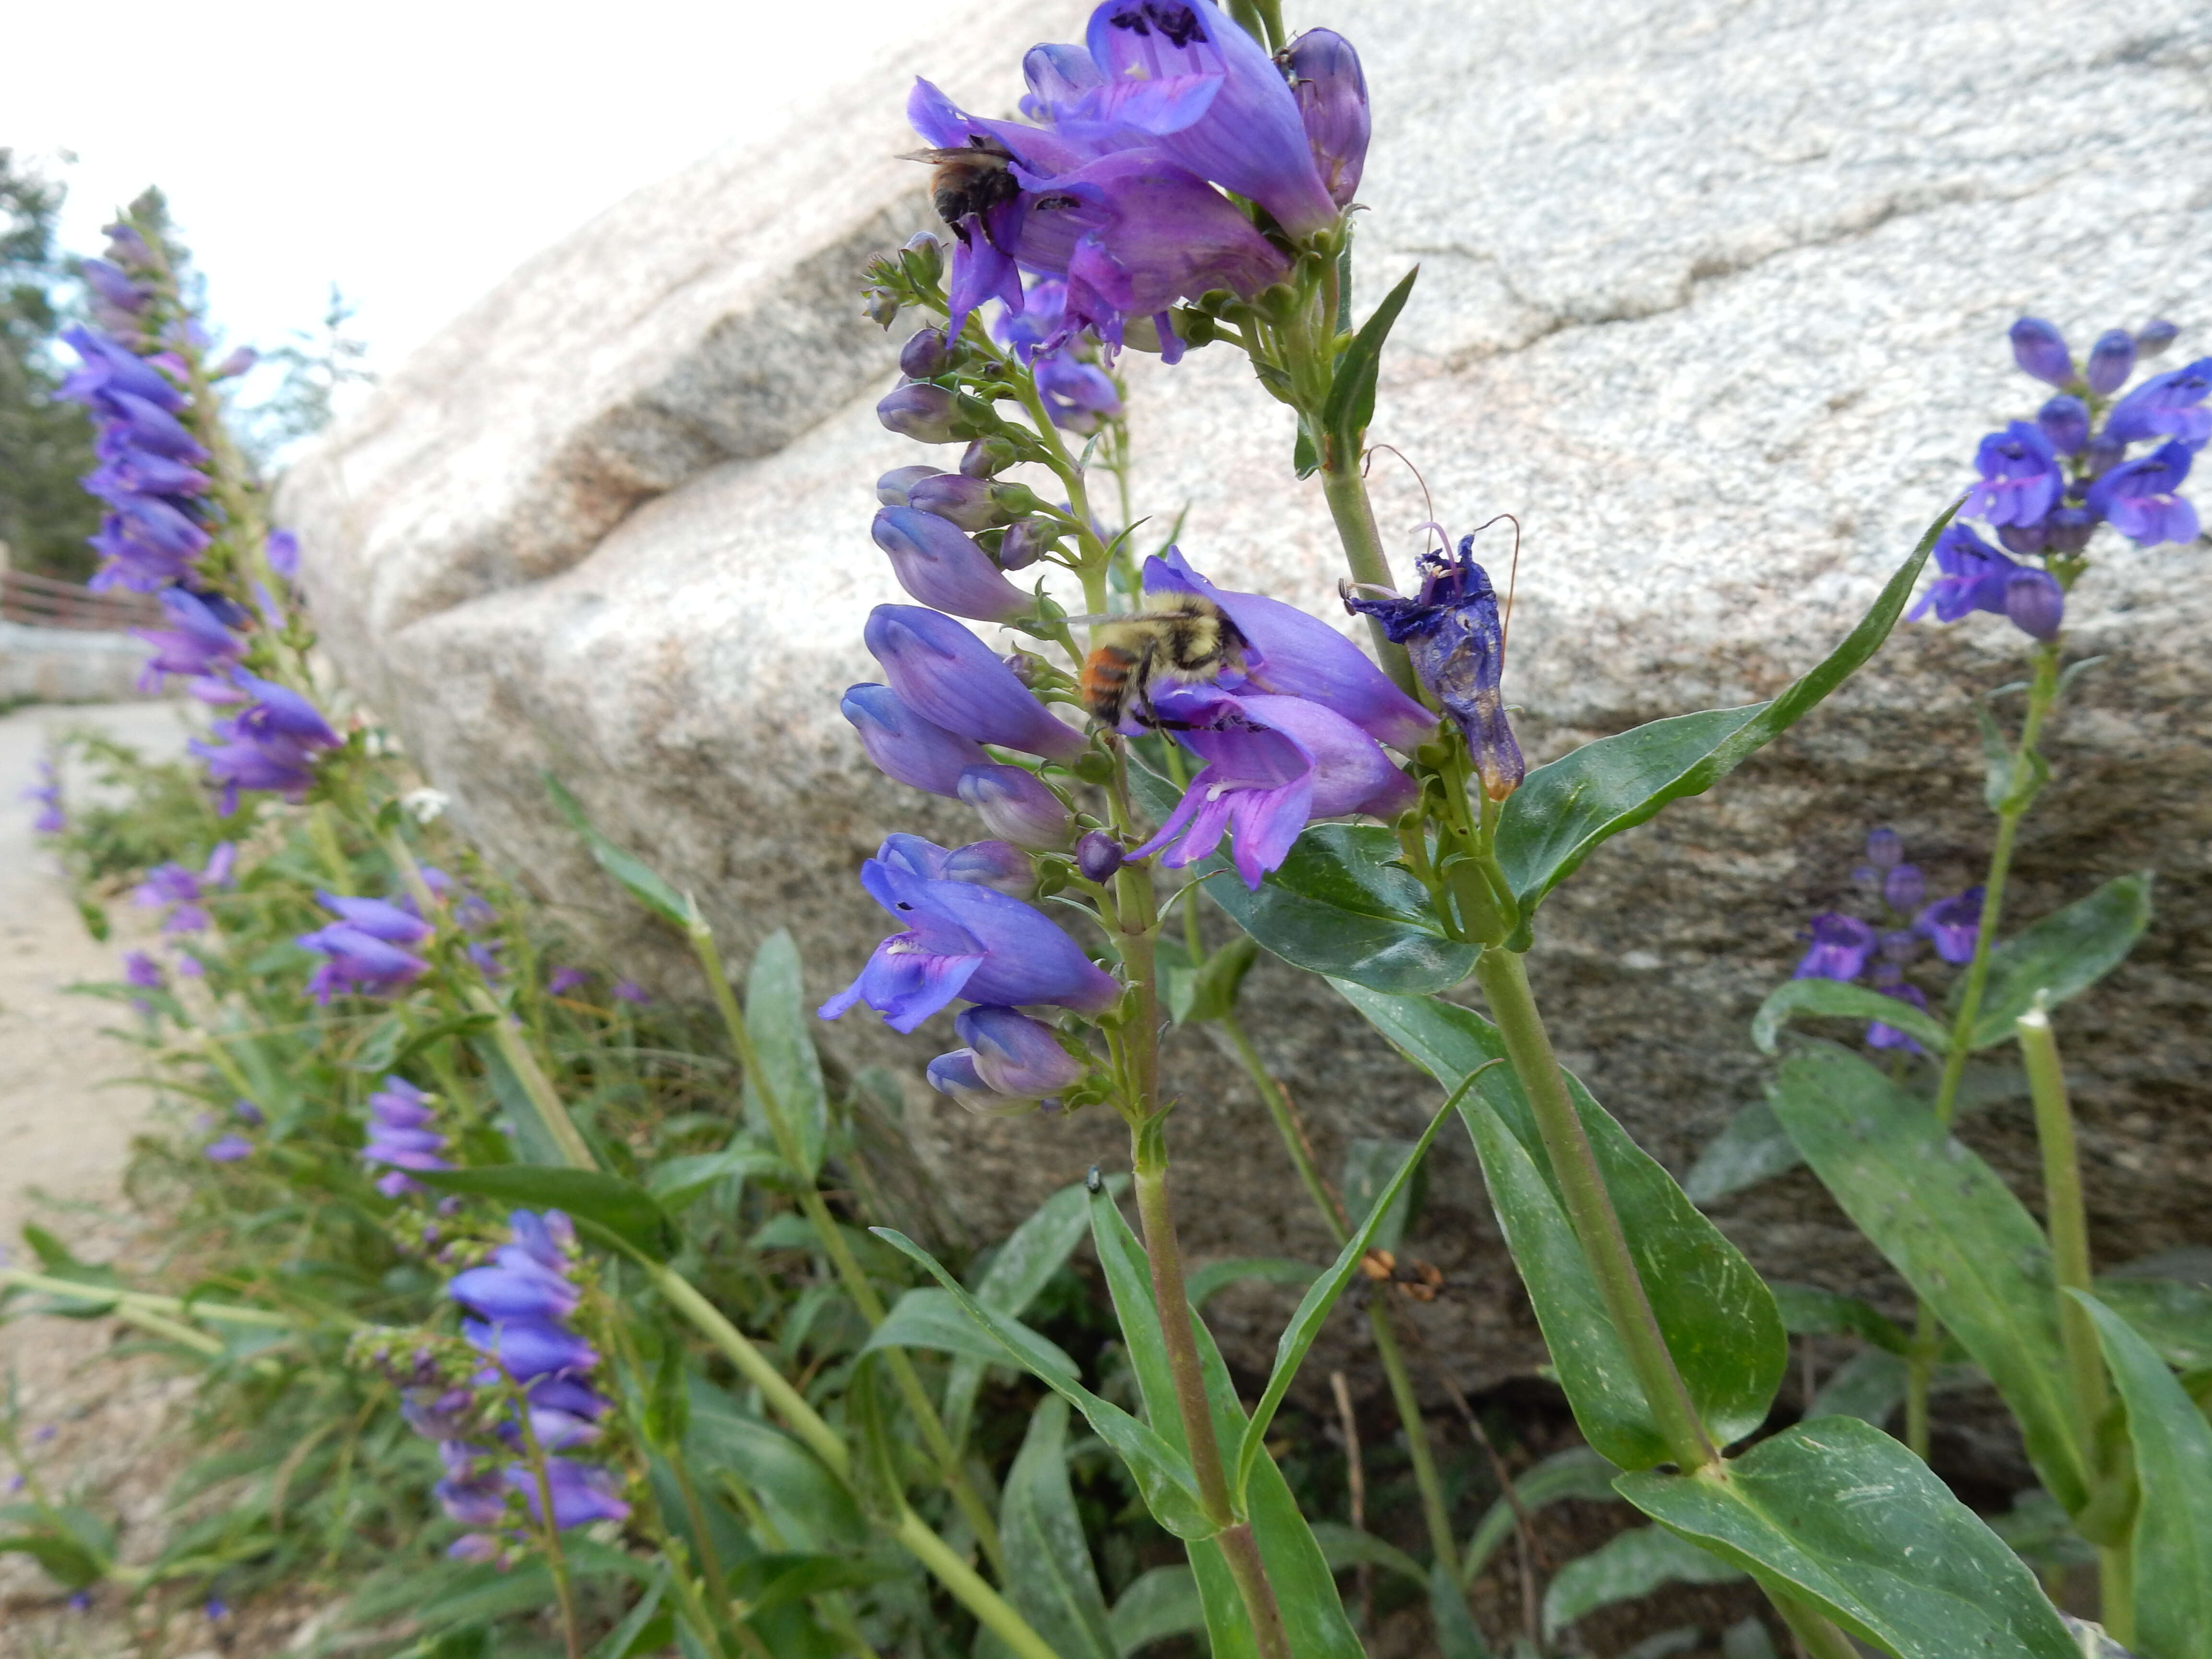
[0,148,97,582]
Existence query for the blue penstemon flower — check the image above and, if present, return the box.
[1790,829,1982,1055]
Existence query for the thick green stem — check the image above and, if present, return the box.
[2099,1544,2136,1646]
[0,1269,295,1328]
[893,1508,1065,1659]
[463,983,600,1172]
[1319,448,1421,698]
[1908,641,2062,1458]
[1473,946,1717,1472]
[1131,1132,1292,1659]
[2016,1007,2105,1439]
[686,917,1006,1573]
[512,1384,585,1659]
[1769,1590,1862,1659]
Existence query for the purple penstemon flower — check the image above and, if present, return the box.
[132,588,243,693]
[298,896,433,1004]
[958,763,1074,849]
[955,1005,1087,1097]
[2084,439,2200,547]
[1286,28,1370,209]
[191,671,341,810]
[204,1134,254,1163]
[1127,686,1419,889]
[866,604,1087,760]
[25,758,66,835]
[2103,358,2212,448]
[842,684,992,796]
[2008,318,2074,388]
[821,838,1120,1032]
[1792,914,1876,982]
[363,1075,454,1197]
[1909,523,2054,637]
[1962,421,2061,527]
[872,506,1033,622]
[1916,888,1984,965]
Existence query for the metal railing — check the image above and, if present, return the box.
[0,569,163,632]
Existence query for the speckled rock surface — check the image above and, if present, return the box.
[283,0,2212,1407]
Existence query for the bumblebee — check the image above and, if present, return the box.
[903,136,1021,247]
[1071,592,1249,730]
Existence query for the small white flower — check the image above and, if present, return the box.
[403,788,451,824]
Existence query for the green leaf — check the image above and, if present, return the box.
[1769,1284,1911,1354]
[862,1287,1077,1379]
[1182,935,1260,1024]
[1233,1092,1456,1503]
[1462,1447,1623,1587]
[646,1144,783,1212]
[411,1166,681,1262]
[997,1396,1117,1659]
[2078,1293,2212,1659]
[1431,1559,1493,1659]
[0,1528,105,1589]
[1542,1526,1745,1640]
[1750,978,1951,1057]
[870,1226,1213,1539]
[1320,264,1419,449]
[1108,1566,1204,1658]
[684,1381,866,1552]
[545,772,692,927]
[1339,982,1786,1469]
[1185,1257,1320,1310]
[1620,1417,2079,1658]
[471,1033,567,1166]
[745,930,829,1180]
[1306,1522,1426,1585]
[1808,1347,1908,1428]
[1962,873,2153,1048]
[1766,1043,2091,1512]
[2092,1275,2212,1371]
[587,1563,670,1659]
[1202,825,1478,994]
[1494,506,1952,939]
[1342,1135,1427,1254]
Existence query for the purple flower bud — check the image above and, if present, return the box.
[866,605,1086,760]
[1883,863,1926,914]
[2082,434,2125,478]
[1877,928,1922,963]
[998,519,1048,570]
[449,1258,581,1322]
[878,382,965,443]
[204,1134,254,1163]
[842,683,991,796]
[435,1467,509,1527]
[2036,395,2089,457]
[958,764,1073,849]
[615,979,651,1004]
[1864,827,1902,869]
[1075,829,1124,882]
[2086,329,2136,397]
[872,506,1032,621]
[1996,521,2047,557]
[1793,913,1875,982]
[961,436,1021,478]
[2004,567,2065,641]
[80,258,148,313]
[907,473,1007,532]
[957,1005,1086,1096]
[2009,317,2074,387]
[1867,981,1931,1054]
[213,346,258,379]
[2044,505,2097,554]
[1286,29,1370,208]
[926,1048,1038,1116]
[123,950,165,989]
[877,464,938,506]
[1916,889,1984,965]
[2136,320,2179,358]
[900,326,951,379]
[941,838,1038,898]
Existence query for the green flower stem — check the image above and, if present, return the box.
[1907,639,2063,1459]
[1472,945,1718,1474]
[1770,1588,1861,1659]
[0,1268,294,1329]
[510,1380,586,1659]
[685,914,1008,1575]
[1214,1014,1464,1580]
[1130,1128,1294,1659]
[1318,445,1422,699]
[462,983,601,1173]
[648,1264,1062,1659]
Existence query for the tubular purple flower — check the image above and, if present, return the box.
[926,1048,1039,1116]
[265,529,300,580]
[435,1466,508,1528]
[871,504,1036,619]
[1864,828,1902,869]
[59,326,187,413]
[1909,523,2021,625]
[123,950,165,990]
[1149,549,1432,750]
[1079,0,1339,237]
[903,474,1000,530]
[1916,889,1984,965]
[958,1005,1086,1096]
[315,891,435,946]
[941,837,1039,897]
[80,258,149,314]
[298,926,430,1003]
[133,587,243,690]
[464,1317,598,1382]
[2004,568,2065,641]
[2086,329,2136,397]
[2085,439,2199,546]
[2036,395,2089,457]
[2104,358,2212,448]
[1034,352,1123,433]
[365,1074,452,1195]
[842,684,991,796]
[1793,914,1876,982]
[449,1259,581,1323]
[2136,320,2179,357]
[878,381,966,443]
[2008,317,2073,387]
[958,764,1073,849]
[866,605,1085,760]
[820,848,1119,1032]
[204,1134,254,1163]
[1286,29,1369,208]
[1963,421,2060,526]
[508,1459,631,1528]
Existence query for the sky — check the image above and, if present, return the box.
[11,0,918,390]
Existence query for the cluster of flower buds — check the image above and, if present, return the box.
[1921,317,2206,642]
[1793,828,1984,1052]
[362,1076,455,1197]
[131,843,236,936]
[903,0,1370,349]
[297,890,434,1002]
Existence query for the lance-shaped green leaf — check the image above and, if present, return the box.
[1462,1447,1623,1588]
[870,1226,1213,1539]
[2092,1273,2212,1371]
[1307,1523,1426,1585]
[1234,1093,1457,1502]
[862,1286,1078,1379]
[1185,1256,1320,1309]
[2078,1293,2212,1659]
[1619,1417,2078,1658]
[1960,872,2153,1048]
[1766,1042,2091,1512]
[545,772,691,927]
[1542,1527,1745,1641]
[1751,979,1952,1057]
[1494,506,1953,942]
[412,1166,680,1262]
[1108,1567,1203,1658]
[1086,1191,1365,1659]
[996,1395,1117,1659]
[1319,264,1419,448]
[1338,981,1786,1469]
[1201,825,1478,994]
[744,930,828,1179]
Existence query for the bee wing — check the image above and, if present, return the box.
[899,147,972,164]
[1060,611,1179,626]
